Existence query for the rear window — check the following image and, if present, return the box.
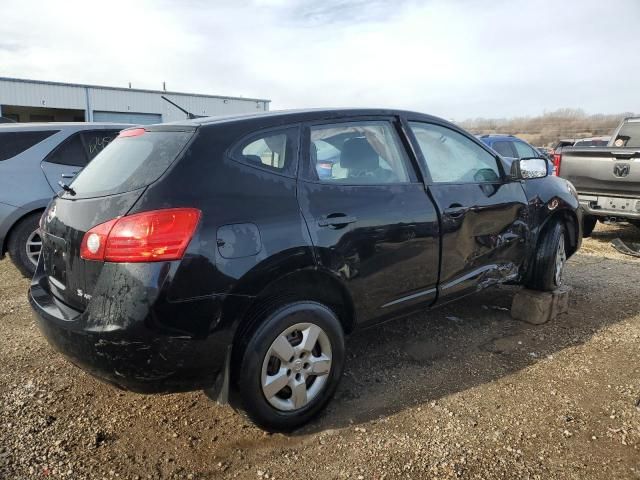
[68,129,194,198]
[614,121,640,148]
[0,130,58,161]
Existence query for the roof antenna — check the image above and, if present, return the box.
[161,95,204,119]
[163,81,166,91]
[128,82,132,88]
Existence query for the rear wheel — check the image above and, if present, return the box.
[582,215,597,237]
[525,221,567,292]
[7,213,42,278]
[233,301,345,432]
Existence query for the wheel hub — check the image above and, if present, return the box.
[260,322,332,411]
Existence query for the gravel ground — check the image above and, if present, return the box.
[1,222,639,479]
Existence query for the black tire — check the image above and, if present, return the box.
[629,220,640,230]
[582,215,597,237]
[233,301,345,432]
[7,212,42,278]
[525,221,567,292]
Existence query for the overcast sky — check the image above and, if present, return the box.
[0,0,638,120]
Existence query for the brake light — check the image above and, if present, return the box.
[552,153,562,176]
[80,208,201,262]
[118,128,146,138]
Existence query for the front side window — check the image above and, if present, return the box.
[0,130,58,161]
[410,122,501,183]
[232,128,298,176]
[309,121,411,185]
[513,141,538,159]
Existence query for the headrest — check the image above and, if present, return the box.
[340,137,378,170]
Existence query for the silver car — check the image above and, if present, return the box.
[0,122,132,276]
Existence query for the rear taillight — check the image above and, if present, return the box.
[552,153,562,176]
[80,208,201,262]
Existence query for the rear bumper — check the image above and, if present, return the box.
[29,266,249,394]
[579,193,640,220]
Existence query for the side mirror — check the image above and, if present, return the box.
[510,158,548,180]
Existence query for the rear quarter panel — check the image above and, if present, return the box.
[131,122,316,306]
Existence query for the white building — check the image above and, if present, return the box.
[0,77,270,124]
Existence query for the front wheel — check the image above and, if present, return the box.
[234,301,345,432]
[525,221,567,292]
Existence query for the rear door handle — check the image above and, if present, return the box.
[318,214,358,227]
[61,171,79,179]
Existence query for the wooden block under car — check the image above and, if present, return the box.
[511,286,570,325]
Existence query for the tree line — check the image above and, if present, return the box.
[458,108,635,147]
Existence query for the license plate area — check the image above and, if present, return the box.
[42,232,67,291]
[596,196,639,213]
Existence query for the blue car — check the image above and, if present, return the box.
[479,134,554,175]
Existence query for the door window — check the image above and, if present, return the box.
[309,121,412,184]
[46,130,120,167]
[410,122,501,183]
[492,141,516,158]
[513,140,538,159]
[0,130,58,161]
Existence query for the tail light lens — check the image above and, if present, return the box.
[552,153,562,176]
[80,208,201,262]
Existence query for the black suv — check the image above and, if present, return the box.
[30,109,581,431]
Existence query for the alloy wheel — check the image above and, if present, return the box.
[261,322,332,411]
[25,229,42,267]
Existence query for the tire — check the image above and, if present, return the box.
[582,215,597,237]
[233,301,345,432]
[7,212,42,278]
[525,221,567,292]
[629,220,640,230]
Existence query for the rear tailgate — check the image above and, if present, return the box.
[41,192,144,310]
[39,126,196,311]
[560,147,640,197]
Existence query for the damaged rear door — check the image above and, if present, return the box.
[407,122,529,302]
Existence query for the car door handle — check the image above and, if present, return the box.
[61,171,79,179]
[444,205,467,218]
[317,214,358,228]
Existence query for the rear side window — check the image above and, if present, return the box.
[0,130,58,161]
[614,121,640,148]
[69,129,194,198]
[492,141,516,158]
[231,127,298,176]
[46,130,120,167]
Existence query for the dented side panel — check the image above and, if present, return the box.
[428,181,530,303]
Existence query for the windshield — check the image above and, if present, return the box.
[69,129,194,198]
[613,122,640,148]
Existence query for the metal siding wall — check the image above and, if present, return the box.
[93,111,162,125]
[0,79,86,109]
[0,79,269,123]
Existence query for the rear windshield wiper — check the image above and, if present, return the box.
[58,181,76,196]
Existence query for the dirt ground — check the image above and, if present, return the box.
[1,222,639,480]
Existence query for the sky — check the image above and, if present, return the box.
[0,0,638,120]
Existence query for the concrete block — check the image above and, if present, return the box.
[511,286,570,325]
